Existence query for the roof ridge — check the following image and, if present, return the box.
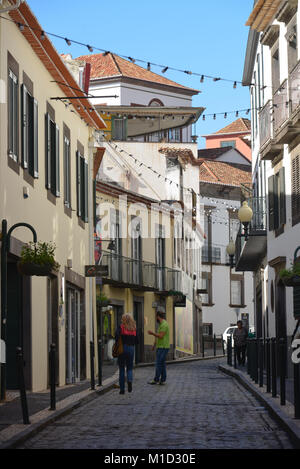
[110,53,122,75]
[201,161,220,181]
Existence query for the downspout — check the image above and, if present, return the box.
[0,0,22,13]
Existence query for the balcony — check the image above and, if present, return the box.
[259,100,282,160]
[100,251,184,294]
[235,197,267,272]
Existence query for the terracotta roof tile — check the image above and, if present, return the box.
[199,160,252,187]
[76,53,199,93]
[214,118,251,135]
[197,147,233,159]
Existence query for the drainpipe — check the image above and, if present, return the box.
[0,0,22,13]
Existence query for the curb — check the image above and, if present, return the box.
[219,364,300,449]
[0,373,119,450]
[136,354,225,368]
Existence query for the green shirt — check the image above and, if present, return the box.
[157,320,170,349]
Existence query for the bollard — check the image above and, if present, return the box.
[90,341,95,390]
[49,343,56,411]
[97,339,102,387]
[16,347,30,425]
[228,336,232,367]
[246,339,250,375]
[271,338,277,398]
[202,335,205,358]
[249,340,254,380]
[213,334,216,357]
[222,336,225,355]
[294,361,300,419]
[279,338,286,406]
[266,338,271,393]
[233,344,237,369]
[259,339,264,387]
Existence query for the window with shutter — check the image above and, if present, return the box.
[64,136,71,208]
[8,69,18,162]
[279,167,286,226]
[21,84,38,177]
[292,155,300,226]
[76,151,82,218]
[45,113,59,196]
[268,175,275,231]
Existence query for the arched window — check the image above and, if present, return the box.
[149,98,164,107]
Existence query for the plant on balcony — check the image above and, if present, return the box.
[279,262,300,287]
[17,241,60,276]
[96,293,109,308]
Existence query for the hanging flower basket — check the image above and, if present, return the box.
[17,262,54,277]
[280,261,300,287]
[18,241,60,277]
[281,275,300,287]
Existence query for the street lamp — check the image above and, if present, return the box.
[238,201,253,241]
[226,238,236,268]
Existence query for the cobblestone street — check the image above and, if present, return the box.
[17,359,294,449]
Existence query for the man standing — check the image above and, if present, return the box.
[147,312,170,385]
[233,320,248,366]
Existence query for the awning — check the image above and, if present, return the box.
[95,105,205,137]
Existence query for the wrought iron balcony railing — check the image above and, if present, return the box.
[201,245,221,263]
[259,100,272,148]
[100,251,183,293]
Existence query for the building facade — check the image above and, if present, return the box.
[0,0,106,393]
[240,0,300,376]
[198,148,254,339]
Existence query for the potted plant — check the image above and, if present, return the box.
[17,241,60,276]
[96,293,109,308]
[279,262,300,287]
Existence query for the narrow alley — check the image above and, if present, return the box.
[17,359,294,450]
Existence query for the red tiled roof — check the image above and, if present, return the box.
[199,160,252,187]
[197,147,233,160]
[9,2,105,130]
[214,118,251,135]
[76,53,199,94]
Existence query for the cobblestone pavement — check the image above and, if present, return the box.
[17,359,294,449]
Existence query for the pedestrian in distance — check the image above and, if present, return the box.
[115,313,138,395]
[233,320,248,366]
[147,311,170,385]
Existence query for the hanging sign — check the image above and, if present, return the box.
[85,265,108,277]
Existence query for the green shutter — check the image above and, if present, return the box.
[84,160,89,223]
[33,98,38,178]
[268,175,275,231]
[76,151,82,217]
[45,113,51,189]
[279,167,286,226]
[21,84,28,169]
[55,124,60,197]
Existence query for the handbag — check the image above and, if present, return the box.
[112,334,123,357]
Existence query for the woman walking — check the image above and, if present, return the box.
[115,313,138,394]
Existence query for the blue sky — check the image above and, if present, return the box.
[27,0,254,148]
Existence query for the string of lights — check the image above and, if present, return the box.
[2,13,298,93]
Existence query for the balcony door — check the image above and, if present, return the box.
[156,225,165,291]
[131,217,142,285]
[111,210,122,281]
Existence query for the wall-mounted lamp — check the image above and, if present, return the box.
[226,239,236,268]
[238,201,253,241]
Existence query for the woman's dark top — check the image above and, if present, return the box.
[115,324,138,346]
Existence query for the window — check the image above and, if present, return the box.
[168,128,181,143]
[112,117,126,140]
[76,151,88,222]
[203,323,213,337]
[45,113,60,197]
[220,140,236,148]
[201,271,212,305]
[21,84,38,177]
[64,136,71,208]
[230,275,244,306]
[292,155,300,226]
[272,47,280,92]
[287,19,297,73]
[8,69,18,162]
[268,168,286,232]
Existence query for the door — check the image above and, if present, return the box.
[156,232,165,290]
[132,219,142,285]
[6,261,22,389]
[133,300,144,364]
[66,287,81,384]
[47,277,59,386]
